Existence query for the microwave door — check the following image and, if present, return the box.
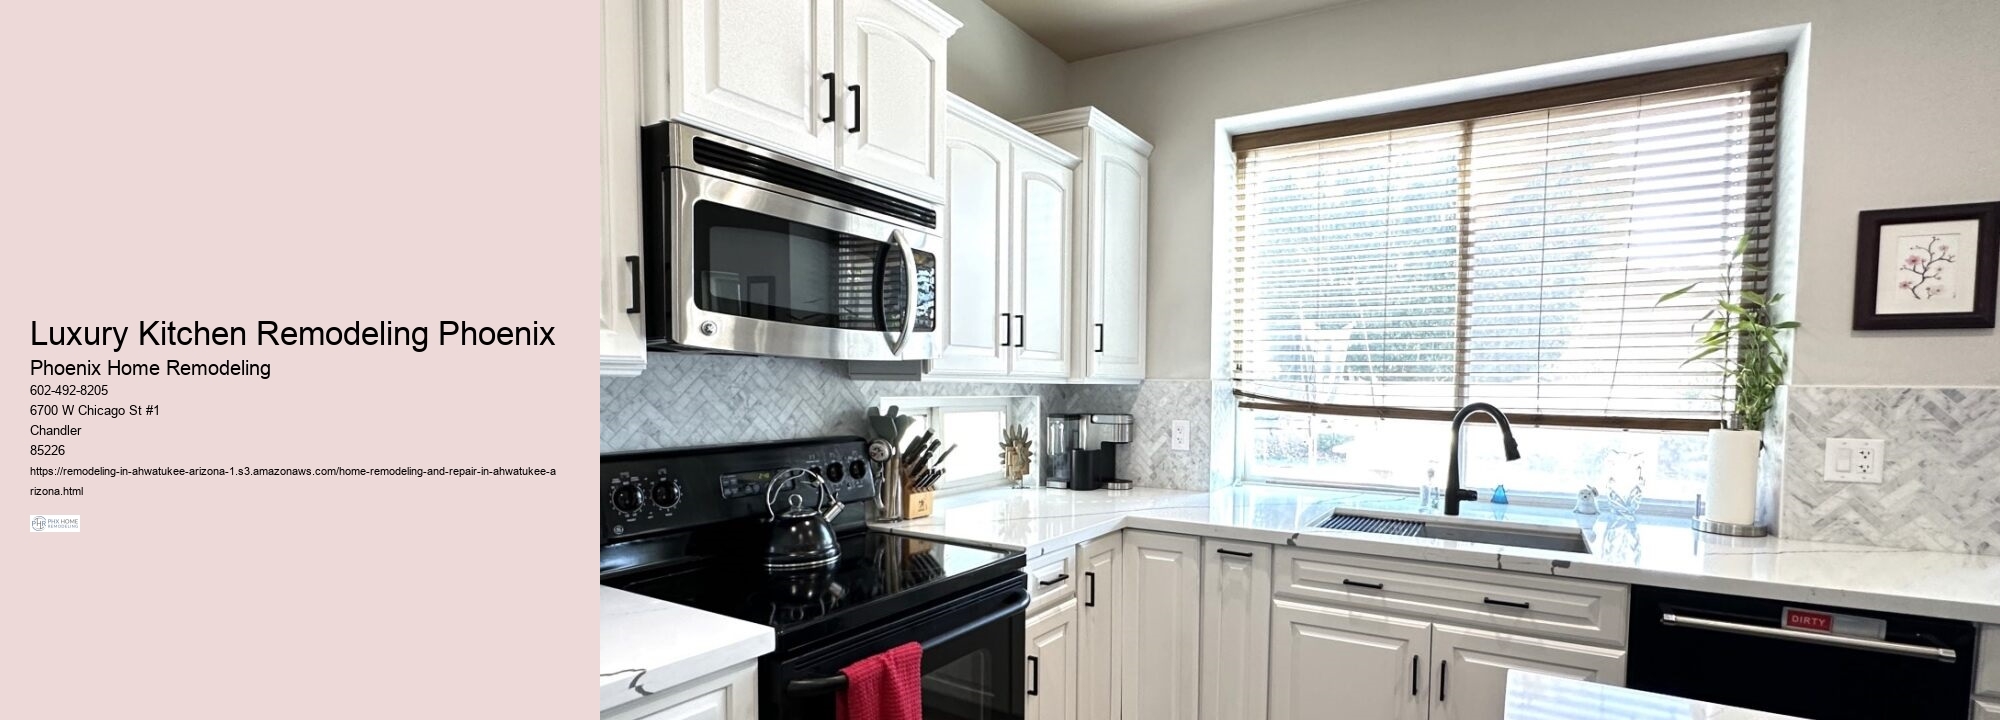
[670,169,917,361]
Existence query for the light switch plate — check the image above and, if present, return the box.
[1824,438,1886,483]
[1171,420,1191,451]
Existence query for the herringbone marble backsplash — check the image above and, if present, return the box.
[600,354,1055,451]
[599,354,1231,490]
[1780,386,2000,555]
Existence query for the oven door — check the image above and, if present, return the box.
[772,577,1026,720]
[660,167,938,361]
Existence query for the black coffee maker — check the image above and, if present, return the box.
[1044,414,1132,490]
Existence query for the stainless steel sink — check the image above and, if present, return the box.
[1315,509,1592,554]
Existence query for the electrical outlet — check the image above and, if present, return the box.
[1171,420,1191,452]
[1824,438,1886,483]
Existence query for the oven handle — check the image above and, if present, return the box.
[885,231,918,357]
[784,589,1031,696]
[1660,612,1959,662]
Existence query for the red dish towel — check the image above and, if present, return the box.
[836,641,923,720]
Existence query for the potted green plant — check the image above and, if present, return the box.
[1658,235,1798,530]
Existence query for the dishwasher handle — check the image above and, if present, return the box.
[1660,612,1958,662]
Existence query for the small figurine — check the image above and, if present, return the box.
[1573,484,1600,515]
[1001,424,1034,488]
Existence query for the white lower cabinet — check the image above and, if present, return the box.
[1028,597,1079,720]
[1270,599,1431,720]
[1122,530,1201,720]
[602,660,757,720]
[1429,624,1626,720]
[1076,534,1122,720]
[1200,539,1271,720]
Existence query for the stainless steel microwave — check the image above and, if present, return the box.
[639,123,940,361]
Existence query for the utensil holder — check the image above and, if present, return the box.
[876,456,909,522]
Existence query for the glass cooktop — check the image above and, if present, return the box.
[605,530,1021,644]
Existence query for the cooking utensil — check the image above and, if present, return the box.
[865,407,898,442]
[866,439,896,463]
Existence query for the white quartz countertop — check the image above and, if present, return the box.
[1505,671,1800,719]
[873,485,2000,624]
[599,586,774,712]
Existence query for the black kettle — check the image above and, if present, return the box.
[764,469,842,571]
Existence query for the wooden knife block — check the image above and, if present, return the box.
[903,489,934,520]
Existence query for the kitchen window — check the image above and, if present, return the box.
[877,397,1018,492]
[1230,56,1785,504]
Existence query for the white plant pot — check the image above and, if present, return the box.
[1703,428,1762,526]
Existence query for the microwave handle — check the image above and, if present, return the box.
[886,232,917,357]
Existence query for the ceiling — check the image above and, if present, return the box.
[983,0,1366,61]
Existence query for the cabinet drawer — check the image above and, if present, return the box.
[1978,624,2000,696]
[1975,698,2000,720]
[1274,547,1628,646]
[1026,546,1077,612]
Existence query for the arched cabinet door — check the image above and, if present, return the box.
[658,0,838,166]
[1010,151,1074,379]
[930,114,1011,377]
[838,0,949,199]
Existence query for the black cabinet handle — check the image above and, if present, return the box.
[1215,548,1254,558]
[821,73,836,123]
[1014,314,1025,347]
[1095,322,1105,352]
[624,255,642,314]
[1037,573,1070,587]
[1439,659,1448,702]
[1001,313,1013,347]
[1483,597,1531,610]
[1410,655,1419,696]
[1084,571,1096,607]
[1027,655,1039,696]
[847,85,861,134]
[1341,579,1384,590]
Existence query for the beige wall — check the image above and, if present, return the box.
[935,0,1069,119]
[1064,0,2000,385]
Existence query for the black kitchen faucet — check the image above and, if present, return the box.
[1444,402,1521,516]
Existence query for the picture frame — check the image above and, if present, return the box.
[1852,201,2000,330]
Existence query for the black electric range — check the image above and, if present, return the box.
[601,437,1027,720]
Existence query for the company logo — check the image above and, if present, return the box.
[28,514,80,532]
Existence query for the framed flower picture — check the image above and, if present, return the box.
[1852,202,2000,330]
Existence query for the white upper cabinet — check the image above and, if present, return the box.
[932,111,1013,377]
[643,0,956,198]
[1014,108,1152,382]
[601,0,647,377]
[838,0,954,199]
[927,95,1077,381]
[1428,624,1626,720]
[1008,142,1074,378]
[649,0,838,165]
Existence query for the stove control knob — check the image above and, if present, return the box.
[824,463,844,482]
[849,459,868,480]
[611,486,642,514]
[650,479,682,509]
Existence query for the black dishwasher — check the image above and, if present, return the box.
[1627,585,1976,719]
